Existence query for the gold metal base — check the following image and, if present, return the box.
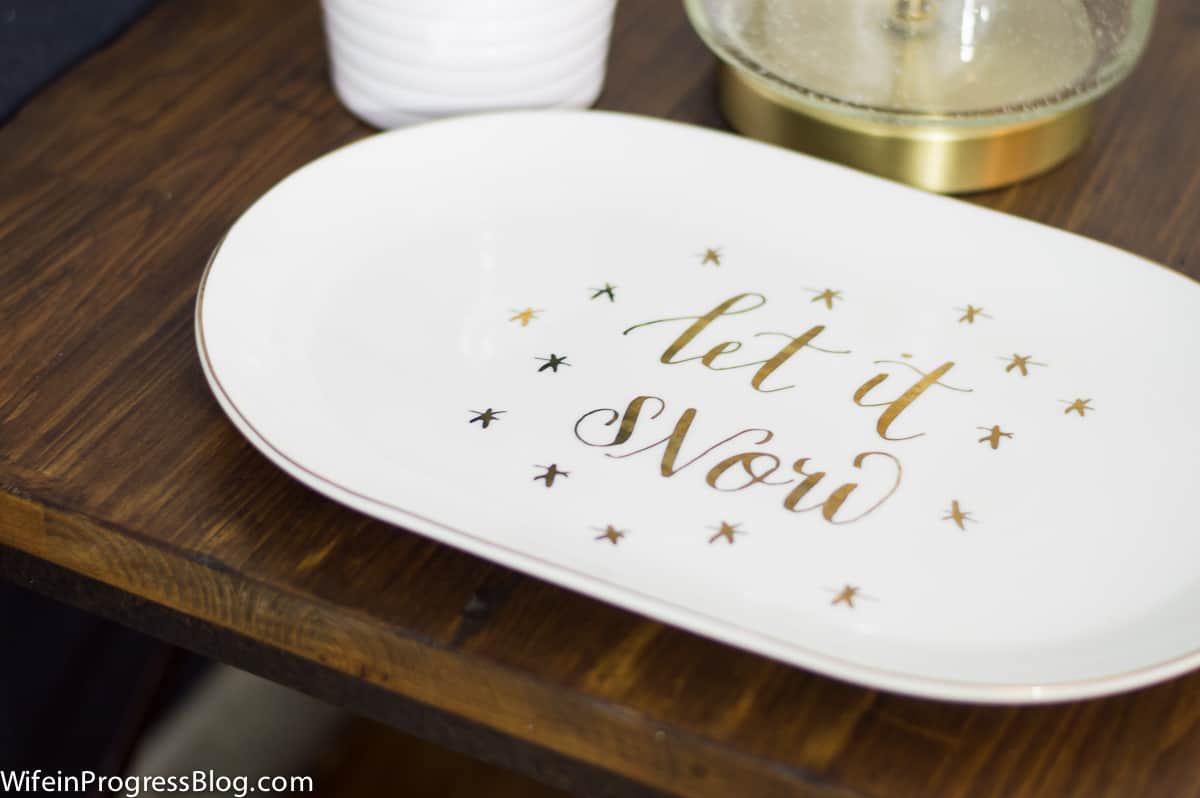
[718,63,1094,194]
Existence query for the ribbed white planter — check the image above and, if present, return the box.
[321,0,618,128]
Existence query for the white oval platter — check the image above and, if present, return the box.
[196,111,1200,704]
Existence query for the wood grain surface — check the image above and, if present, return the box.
[1,1,1198,796]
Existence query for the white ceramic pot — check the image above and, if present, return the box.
[320,0,618,128]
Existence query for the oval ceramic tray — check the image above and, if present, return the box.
[196,111,1200,703]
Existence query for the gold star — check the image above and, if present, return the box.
[535,353,570,373]
[590,283,616,302]
[509,307,542,327]
[942,500,975,530]
[594,525,626,545]
[999,353,1046,376]
[831,585,860,608]
[808,288,842,309]
[956,305,991,324]
[1061,398,1093,417]
[700,247,722,266]
[468,408,504,428]
[977,425,1013,449]
[707,521,742,545]
[533,464,568,487]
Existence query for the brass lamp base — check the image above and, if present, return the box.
[718,63,1094,194]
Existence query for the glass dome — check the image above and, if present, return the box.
[685,0,1156,125]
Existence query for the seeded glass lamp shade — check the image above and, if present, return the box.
[684,0,1156,192]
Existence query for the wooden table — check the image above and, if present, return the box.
[2,2,1198,796]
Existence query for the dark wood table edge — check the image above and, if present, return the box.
[0,489,864,798]
[0,542,673,798]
